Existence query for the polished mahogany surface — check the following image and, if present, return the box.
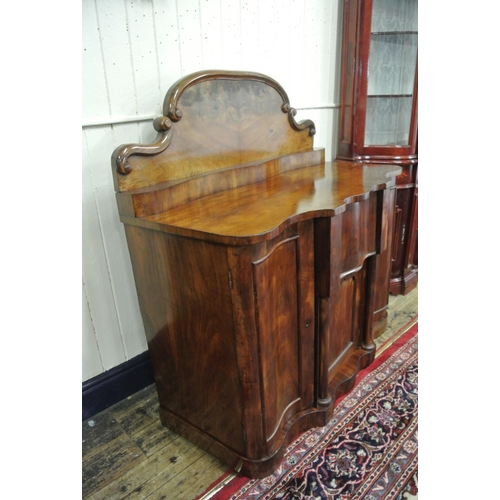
[121,159,400,245]
[112,71,400,478]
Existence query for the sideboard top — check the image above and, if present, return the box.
[120,160,401,245]
[111,70,316,193]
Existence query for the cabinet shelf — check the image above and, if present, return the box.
[371,31,417,36]
[368,94,413,98]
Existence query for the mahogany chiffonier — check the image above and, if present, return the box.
[111,71,400,478]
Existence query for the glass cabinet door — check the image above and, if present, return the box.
[336,0,419,297]
[364,0,418,147]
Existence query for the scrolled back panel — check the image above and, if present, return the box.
[112,71,315,192]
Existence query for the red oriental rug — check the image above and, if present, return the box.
[197,318,418,500]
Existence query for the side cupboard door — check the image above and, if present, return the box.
[228,221,315,459]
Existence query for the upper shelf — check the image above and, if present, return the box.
[371,31,417,36]
[367,94,413,98]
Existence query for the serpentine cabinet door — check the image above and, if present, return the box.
[315,191,389,406]
[227,220,316,460]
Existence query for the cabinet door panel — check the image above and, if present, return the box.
[252,236,301,444]
[337,197,377,275]
[328,268,366,378]
[405,187,418,269]
[391,187,413,279]
[329,275,356,371]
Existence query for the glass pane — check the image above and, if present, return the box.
[367,34,417,96]
[365,96,413,146]
[364,0,417,147]
[371,0,417,32]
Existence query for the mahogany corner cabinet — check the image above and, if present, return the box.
[337,0,419,296]
[111,70,400,478]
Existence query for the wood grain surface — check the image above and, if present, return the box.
[112,72,315,192]
[120,160,400,245]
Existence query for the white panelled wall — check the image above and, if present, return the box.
[82,0,344,382]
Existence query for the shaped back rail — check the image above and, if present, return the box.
[111,70,317,194]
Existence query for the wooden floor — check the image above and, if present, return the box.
[82,286,418,500]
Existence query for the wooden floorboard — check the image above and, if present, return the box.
[83,286,417,500]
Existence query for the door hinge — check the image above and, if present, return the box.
[228,270,233,289]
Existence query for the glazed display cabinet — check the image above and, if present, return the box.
[337,0,418,296]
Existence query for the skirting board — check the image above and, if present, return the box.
[82,351,155,421]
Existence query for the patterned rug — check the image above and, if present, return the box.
[198,319,418,500]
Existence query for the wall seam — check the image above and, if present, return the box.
[151,0,163,103]
[84,129,128,361]
[93,0,113,117]
[125,0,140,119]
[175,0,184,75]
[83,278,104,371]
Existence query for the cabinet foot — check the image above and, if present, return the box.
[159,404,330,478]
[389,269,418,296]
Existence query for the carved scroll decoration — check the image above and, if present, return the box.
[281,103,316,137]
[112,117,173,175]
